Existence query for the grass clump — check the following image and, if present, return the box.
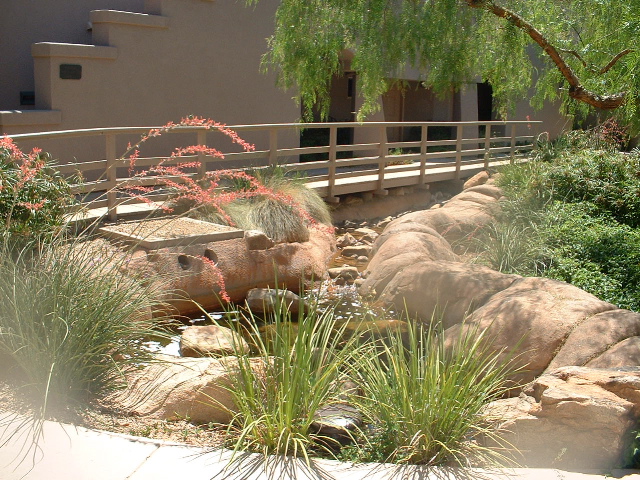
[343,320,516,466]
[0,238,169,413]
[188,165,332,244]
[220,292,364,461]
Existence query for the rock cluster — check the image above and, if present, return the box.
[361,170,640,468]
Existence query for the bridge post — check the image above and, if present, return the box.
[419,124,427,185]
[510,123,517,163]
[455,124,462,180]
[326,125,339,203]
[484,122,491,169]
[106,134,117,221]
[375,125,388,196]
[269,128,278,167]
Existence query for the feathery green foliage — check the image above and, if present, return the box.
[247,0,640,131]
[478,133,640,310]
[345,320,517,466]
[219,292,364,461]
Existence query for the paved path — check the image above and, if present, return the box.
[2,413,638,480]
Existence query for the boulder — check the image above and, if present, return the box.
[179,325,249,357]
[485,366,640,470]
[341,245,372,258]
[107,355,264,424]
[359,224,457,297]
[245,287,307,317]
[336,233,357,248]
[463,170,490,189]
[380,183,501,246]
[548,309,640,370]
[445,277,617,385]
[374,260,518,329]
[244,230,275,250]
[328,266,359,283]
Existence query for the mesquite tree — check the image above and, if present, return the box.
[249,0,639,131]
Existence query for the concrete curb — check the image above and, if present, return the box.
[2,413,639,480]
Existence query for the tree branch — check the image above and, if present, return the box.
[599,49,634,75]
[466,0,627,110]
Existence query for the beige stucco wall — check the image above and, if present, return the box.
[2,0,299,163]
[0,0,145,111]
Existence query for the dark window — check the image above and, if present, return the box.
[60,64,82,80]
[20,91,35,106]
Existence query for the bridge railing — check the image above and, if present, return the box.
[5,120,542,221]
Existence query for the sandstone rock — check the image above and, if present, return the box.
[179,325,249,357]
[463,170,490,189]
[548,309,640,370]
[328,266,359,282]
[245,288,307,316]
[336,233,357,248]
[376,216,393,229]
[124,228,335,317]
[445,277,617,385]
[341,245,372,258]
[385,197,494,244]
[356,256,368,264]
[107,355,263,424]
[375,260,518,329]
[359,224,457,297]
[244,230,275,250]
[353,227,378,237]
[485,366,640,470]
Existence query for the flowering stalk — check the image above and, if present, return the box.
[118,116,327,302]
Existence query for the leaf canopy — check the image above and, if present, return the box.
[248,0,639,131]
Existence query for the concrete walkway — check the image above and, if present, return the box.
[1,414,639,480]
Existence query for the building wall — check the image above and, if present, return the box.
[0,0,145,110]
[1,0,299,163]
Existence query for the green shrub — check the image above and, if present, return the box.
[491,146,640,311]
[0,138,73,242]
[540,202,640,310]
[344,320,517,466]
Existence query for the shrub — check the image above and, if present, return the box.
[491,145,640,312]
[0,137,73,242]
[344,320,517,466]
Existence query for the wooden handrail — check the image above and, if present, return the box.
[3,120,542,220]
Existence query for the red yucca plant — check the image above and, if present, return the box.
[117,116,331,301]
[120,116,321,229]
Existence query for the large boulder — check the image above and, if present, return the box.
[485,366,640,470]
[360,184,502,299]
[383,183,501,244]
[107,355,263,424]
[124,228,335,316]
[444,277,618,385]
[373,260,519,329]
[359,224,457,298]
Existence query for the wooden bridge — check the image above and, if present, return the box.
[6,120,541,221]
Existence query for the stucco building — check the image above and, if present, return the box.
[0,0,568,162]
